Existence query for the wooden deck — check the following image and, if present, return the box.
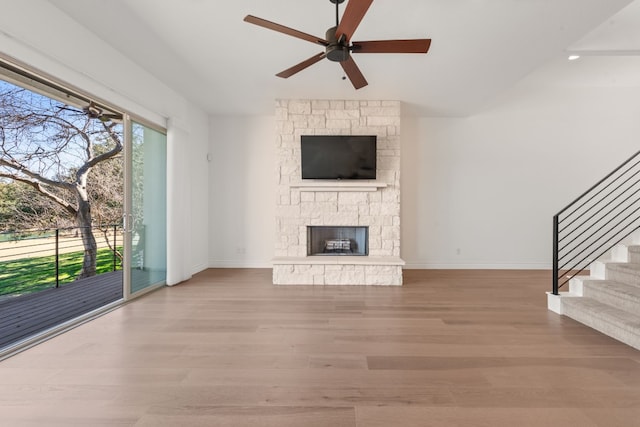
[0,271,123,349]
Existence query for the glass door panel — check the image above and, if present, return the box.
[126,121,167,296]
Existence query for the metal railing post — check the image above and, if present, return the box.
[552,215,559,295]
[55,228,60,288]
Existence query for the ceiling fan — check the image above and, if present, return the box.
[244,0,431,90]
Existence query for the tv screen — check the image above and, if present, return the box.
[301,135,376,180]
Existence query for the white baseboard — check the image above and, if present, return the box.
[209,259,272,268]
[190,262,209,275]
[403,262,550,270]
[207,259,551,270]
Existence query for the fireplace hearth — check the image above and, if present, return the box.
[307,226,368,256]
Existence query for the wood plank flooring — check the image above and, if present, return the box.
[0,268,639,426]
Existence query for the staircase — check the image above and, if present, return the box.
[547,149,640,349]
[548,230,640,349]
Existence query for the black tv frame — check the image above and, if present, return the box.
[300,135,377,180]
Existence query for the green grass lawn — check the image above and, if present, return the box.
[0,247,122,296]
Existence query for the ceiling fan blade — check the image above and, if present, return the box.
[340,56,368,90]
[335,0,373,42]
[244,15,328,46]
[352,39,431,54]
[276,53,327,78]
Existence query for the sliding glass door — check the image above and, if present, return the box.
[124,119,167,297]
[0,58,169,355]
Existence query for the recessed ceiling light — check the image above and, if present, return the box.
[568,55,580,61]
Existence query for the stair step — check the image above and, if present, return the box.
[611,245,640,263]
[628,246,640,264]
[568,275,591,294]
[590,260,608,279]
[606,262,640,286]
[582,280,640,315]
[549,229,640,349]
[562,297,640,350]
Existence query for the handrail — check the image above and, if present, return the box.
[559,168,640,239]
[552,150,640,295]
[556,150,640,217]
[0,224,122,297]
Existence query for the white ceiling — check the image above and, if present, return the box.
[47,0,640,117]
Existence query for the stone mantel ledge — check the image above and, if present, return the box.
[272,256,405,266]
[289,180,388,192]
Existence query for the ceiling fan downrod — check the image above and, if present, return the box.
[331,0,346,26]
[328,0,349,62]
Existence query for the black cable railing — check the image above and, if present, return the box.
[552,150,640,295]
[0,224,122,297]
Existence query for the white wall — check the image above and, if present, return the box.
[402,86,640,268]
[186,106,211,274]
[208,84,640,270]
[4,3,635,273]
[0,0,210,280]
[209,116,276,267]
[4,3,637,273]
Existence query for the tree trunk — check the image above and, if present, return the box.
[76,184,97,279]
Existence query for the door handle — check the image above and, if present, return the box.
[123,213,134,233]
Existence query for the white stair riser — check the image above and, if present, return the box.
[612,245,629,262]
[611,245,640,263]
[590,260,607,279]
[568,277,585,295]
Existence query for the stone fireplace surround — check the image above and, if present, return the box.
[272,99,404,285]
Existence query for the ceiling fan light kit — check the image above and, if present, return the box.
[244,0,431,90]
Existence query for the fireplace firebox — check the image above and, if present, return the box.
[307,226,368,256]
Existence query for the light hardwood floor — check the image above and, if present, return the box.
[1,269,639,426]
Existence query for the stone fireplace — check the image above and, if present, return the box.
[272,99,404,285]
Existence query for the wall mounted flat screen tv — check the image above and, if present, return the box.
[301,135,376,180]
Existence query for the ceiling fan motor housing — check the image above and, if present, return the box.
[325,26,349,62]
